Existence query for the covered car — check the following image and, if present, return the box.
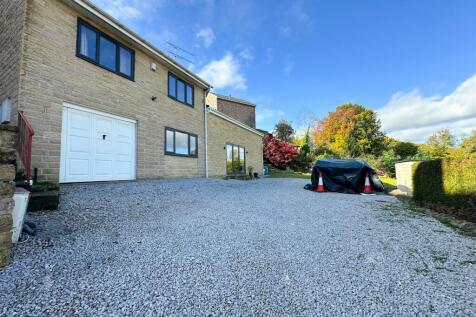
[310,159,384,194]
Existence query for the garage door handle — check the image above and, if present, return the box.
[103,134,106,140]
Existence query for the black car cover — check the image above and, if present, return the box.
[310,159,384,194]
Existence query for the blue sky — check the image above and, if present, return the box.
[92,0,476,143]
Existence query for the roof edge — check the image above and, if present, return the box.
[65,0,211,89]
[207,107,264,137]
[214,93,256,107]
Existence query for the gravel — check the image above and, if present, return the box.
[1,178,475,316]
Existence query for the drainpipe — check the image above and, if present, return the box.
[204,88,211,178]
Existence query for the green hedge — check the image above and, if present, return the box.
[412,159,476,222]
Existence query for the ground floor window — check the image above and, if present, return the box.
[165,127,198,157]
[226,144,245,175]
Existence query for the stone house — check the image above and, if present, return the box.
[0,0,263,183]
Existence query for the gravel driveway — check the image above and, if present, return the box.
[1,178,475,316]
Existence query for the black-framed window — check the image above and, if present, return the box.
[76,18,135,80]
[226,144,246,175]
[168,73,194,107]
[165,128,198,157]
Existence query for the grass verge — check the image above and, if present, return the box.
[398,199,476,236]
[268,170,311,179]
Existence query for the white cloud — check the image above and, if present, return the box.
[256,108,285,123]
[284,62,294,75]
[196,27,215,48]
[238,48,254,61]
[94,0,142,20]
[387,117,476,144]
[198,53,246,90]
[377,74,476,143]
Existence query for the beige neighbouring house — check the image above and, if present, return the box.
[0,0,263,183]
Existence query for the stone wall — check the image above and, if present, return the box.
[0,125,17,267]
[0,0,27,123]
[207,112,263,177]
[395,161,419,196]
[216,97,256,129]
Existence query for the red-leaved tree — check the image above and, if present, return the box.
[263,134,299,169]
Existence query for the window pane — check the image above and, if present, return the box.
[99,36,116,70]
[186,85,193,105]
[119,47,132,76]
[226,145,233,174]
[175,131,188,155]
[232,145,240,174]
[190,136,197,156]
[177,80,185,102]
[239,147,245,174]
[79,24,96,59]
[168,74,176,97]
[166,130,174,153]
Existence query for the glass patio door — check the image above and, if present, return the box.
[226,144,246,175]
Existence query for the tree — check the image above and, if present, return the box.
[392,141,419,158]
[273,120,294,142]
[426,128,455,157]
[313,103,385,157]
[461,130,476,153]
[263,134,299,169]
[291,128,314,172]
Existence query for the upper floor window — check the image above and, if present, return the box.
[165,128,198,157]
[77,18,134,80]
[168,73,194,107]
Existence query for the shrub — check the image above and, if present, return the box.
[412,158,476,222]
[356,151,400,177]
[313,145,338,159]
[290,134,315,172]
[412,145,436,160]
[379,150,401,177]
[461,130,476,154]
[290,150,314,172]
[392,141,418,158]
[263,134,299,169]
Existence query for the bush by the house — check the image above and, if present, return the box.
[263,134,299,169]
[412,158,476,222]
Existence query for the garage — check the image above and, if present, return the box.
[60,103,136,183]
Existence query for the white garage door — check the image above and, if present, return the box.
[60,104,136,183]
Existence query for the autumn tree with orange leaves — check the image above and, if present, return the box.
[313,103,385,157]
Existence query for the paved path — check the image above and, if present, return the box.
[1,178,475,316]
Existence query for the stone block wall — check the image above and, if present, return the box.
[216,96,256,129]
[0,125,17,267]
[0,0,27,123]
[207,112,263,177]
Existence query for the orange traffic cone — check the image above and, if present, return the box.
[363,171,372,193]
[317,171,325,192]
